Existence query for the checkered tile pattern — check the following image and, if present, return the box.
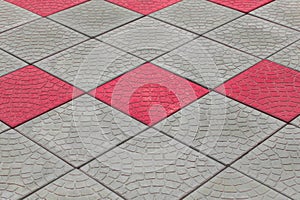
[1,0,300,199]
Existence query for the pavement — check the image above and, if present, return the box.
[0,0,300,199]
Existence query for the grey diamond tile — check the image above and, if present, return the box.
[17,94,147,167]
[151,0,242,35]
[205,15,300,58]
[82,128,224,199]
[0,18,88,63]
[97,17,197,60]
[233,125,300,199]
[36,39,144,91]
[269,40,300,72]
[0,129,72,200]
[291,116,300,127]
[152,37,260,88]
[50,0,141,37]
[154,92,285,164]
[0,122,9,133]
[25,169,123,200]
[184,168,289,200]
[0,49,27,77]
[252,0,300,31]
[0,1,39,33]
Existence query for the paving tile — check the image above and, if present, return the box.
[0,129,72,200]
[90,63,209,125]
[291,116,300,127]
[0,65,83,128]
[151,0,242,35]
[152,37,260,88]
[0,122,9,133]
[17,94,147,167]
[216,60,300,122]
[155,92,284,164]
[0,49,27,77]
[0,1,38,33]
[233,125,300,199]
[252,0,300,31]
[0,18,88,63]
[25,169,123,200]
[36,39,144,91]
[205,15,300,58]
[98,17,197,60]
[82,128,224,199]
[4,0,89,17]
[184,168,289,200]
[50,0,141,37]
[269,40,300,72]
[208,0,274,13]
[106,0,181,15]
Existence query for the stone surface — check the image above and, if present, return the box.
[91,63,208,125]
[184,168,289,200]
[0,65,83,127]
[98,17,197,60]
[0,122,9,133]
[36,39,144,91]
[291,116,300,127]
[205,15,300,58]
[0,49,27,77]
[17,94,147,167]
[152,37,260,88]
[152,0,242,35]
[216,60,300,122]
[0,18,88,63]
[252,0,300,31]
[0,129,72,200]
[25,170,123,200]
[50,0,141,37]
[155,92,284,164]
[208,0,274,12]
[233,125,300,199]
[82,128,224,199]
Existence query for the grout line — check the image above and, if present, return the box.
[230,166,294,200]
[0,17,41,35]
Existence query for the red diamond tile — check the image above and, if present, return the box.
[5,0,89,17]
[208,0,274,12]
[0,66,83,127]
[106,0,181,15]
[216,60,300,122]
[90,63,209,125]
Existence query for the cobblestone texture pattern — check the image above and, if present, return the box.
[82,128,224,199]
[0,18,88,63]
[233,125,300,199]
[0,1,38,33]
[152,0,242,35]
[25,170,123,200]
[50,0,141,37]
[0,65,83,127]
[152,37,260,88]
[216,60,300,122]
[184,168,289,200]
[269,40,300,72]
[0,49,26,77]
[98,17,197,60]
[36,39,144,91]
[205,15,300,58]
[252,0,300,31]
[4,0,89,17]
[291,116,300,127]
[0,122,9,133]
[155,92,284,164]
[17,94,147,167]
[106,0,181,15]
[0,129,72,200]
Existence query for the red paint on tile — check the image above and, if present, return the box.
[90,63,208,125]
[106,0,181,15]
[216,60,300,122]
[0,66,83,127]
[5,0,89,16]
[209,0,274,12]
